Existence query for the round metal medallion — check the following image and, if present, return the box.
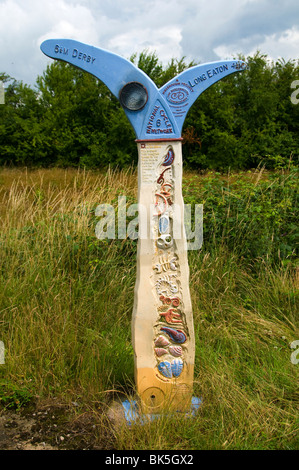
[119,82,148,111]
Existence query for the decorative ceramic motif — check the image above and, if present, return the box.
[153,141,184,383]
[153,263,162,274]
[159,182,174,207]
[157,358,184,379]
[159,215,169,234]
[171,358,184,377]
[158,361,172,378]
[156,275,178,296]
[154,335,170,347]
[169,346,183,357]
[156,234,173,250]
[160,183,173,198]
[153,255,177,274]
[161,327,187,344]
[172,298,180,307]
[157,167,171,185]
[153,193,168,216]
[154,347,168,357]
[162,146,175,166]
[159,308,182,324]
[159,295,180,307]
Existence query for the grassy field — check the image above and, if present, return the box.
[0,166,298,450]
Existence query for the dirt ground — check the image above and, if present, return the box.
[0,398,117,450]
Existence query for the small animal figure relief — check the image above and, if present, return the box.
[156,275,178,296]
[159,308,183,324]
[153,254,178,274]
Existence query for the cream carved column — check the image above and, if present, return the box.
[132,140,195,414]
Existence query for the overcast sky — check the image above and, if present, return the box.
[1,0,299,87]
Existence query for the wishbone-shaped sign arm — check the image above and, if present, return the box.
[159,60,247,134]
[40,39,159,138]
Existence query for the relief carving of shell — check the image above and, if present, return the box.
[171,358,184,377]
[158,361,172,379]
[157,358,184,379]
[154,335,170,347]
[154,347,168,357]
[169,346,183,357]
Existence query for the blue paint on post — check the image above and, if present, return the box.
[41,39,246,140]
[121,396,202,425]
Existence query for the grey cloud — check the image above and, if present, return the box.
[1,0,298,87]
[180,0,299,62]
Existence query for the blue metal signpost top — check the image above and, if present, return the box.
[40,39,246,141]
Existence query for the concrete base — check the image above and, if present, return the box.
[121,397,202,426]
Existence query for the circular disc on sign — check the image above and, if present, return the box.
[119,82,148,111]
[141,387,165,410]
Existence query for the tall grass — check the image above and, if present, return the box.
[0,167,298,449]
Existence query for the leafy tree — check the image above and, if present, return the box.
[0,51,299,169]
[0,75,43,165]
[183,52,299,169]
